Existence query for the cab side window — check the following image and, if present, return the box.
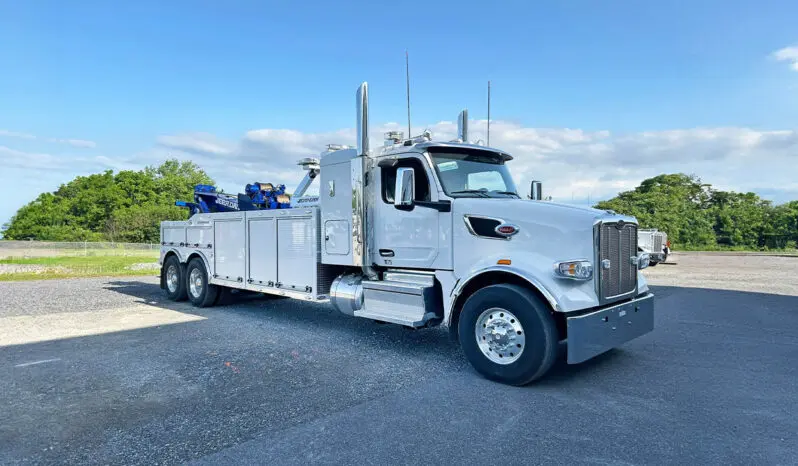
[381,158,431,203]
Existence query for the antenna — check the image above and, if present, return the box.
[487,80,491,146]
[406,50,412,138]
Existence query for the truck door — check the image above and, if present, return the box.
[373,156,451,269]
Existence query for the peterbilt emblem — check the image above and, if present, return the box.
[601,259,611,269]
[494,224,520,237]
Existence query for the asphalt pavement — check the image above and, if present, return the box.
[1,255,796,465]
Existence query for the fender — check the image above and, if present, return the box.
[447,265,561,327]
[161,247,185,264]
[161,247,212,273]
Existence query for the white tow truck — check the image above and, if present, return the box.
[159,83,655,385]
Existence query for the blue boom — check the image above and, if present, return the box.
[176,183,291,216]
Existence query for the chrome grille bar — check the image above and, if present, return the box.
[597,221,638,303]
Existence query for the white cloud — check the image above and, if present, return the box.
[772,45,798,71]
[46,138,97,148]
[157,133,234,156]
[0,146,116,174]
[145,121,797,205]
[0,129,97,148]
[0,146,62,170]
[0,129,36,140]
[3,122,797,217]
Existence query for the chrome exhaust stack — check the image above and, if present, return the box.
[354,82,378,280]
[356,82,370,157]
[530,180,543,200]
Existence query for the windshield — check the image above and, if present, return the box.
[429,150,519,198]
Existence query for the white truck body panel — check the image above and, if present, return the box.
[320,149,357,266]
[161,208,336,301]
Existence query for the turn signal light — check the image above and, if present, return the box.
[497,259,512,265]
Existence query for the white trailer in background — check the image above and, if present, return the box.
[159,82,656,385]
[638,229,669,266]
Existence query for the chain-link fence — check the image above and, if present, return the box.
[0,241,160,259]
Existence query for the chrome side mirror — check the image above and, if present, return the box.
[395,167,415,207]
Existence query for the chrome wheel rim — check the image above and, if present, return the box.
[475,307,525,365]
[166,265,179,293]
[189,268,203,298]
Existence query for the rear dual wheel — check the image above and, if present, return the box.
[163,255,187,301]
[186,258,219,308]
[458,284,559,385]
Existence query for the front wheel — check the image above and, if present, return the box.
[458,284,559,385]
[186,258,219,307]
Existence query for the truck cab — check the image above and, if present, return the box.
[160,82,655,385]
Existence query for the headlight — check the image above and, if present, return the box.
[554,260,593,280]
[636,253,650,270]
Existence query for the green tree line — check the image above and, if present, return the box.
[595,174,798,250]
[2,160,213,243]
[3,166,796,250]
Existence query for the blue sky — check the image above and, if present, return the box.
[1,0,797,230]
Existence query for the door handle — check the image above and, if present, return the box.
[379,249,395,257]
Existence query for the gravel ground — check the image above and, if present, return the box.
[1,254,797,465]
[0,264,64,275]
[643,252,798,296]
[127,262,160,271]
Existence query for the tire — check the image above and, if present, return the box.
[163,255,187,301]
[648,261,658,267]
[458,284,559,385]
[186,258,219,308]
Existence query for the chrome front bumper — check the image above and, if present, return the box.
[566,293,654,364]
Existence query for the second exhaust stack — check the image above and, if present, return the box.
[457,109,468,143]
[357,82,370,156]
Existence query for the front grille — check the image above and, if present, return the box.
[598,222,638,302]
[652,233,663,252]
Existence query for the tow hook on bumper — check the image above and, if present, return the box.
[565,293,654,364]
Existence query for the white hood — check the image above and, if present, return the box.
[451,198,638,312]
